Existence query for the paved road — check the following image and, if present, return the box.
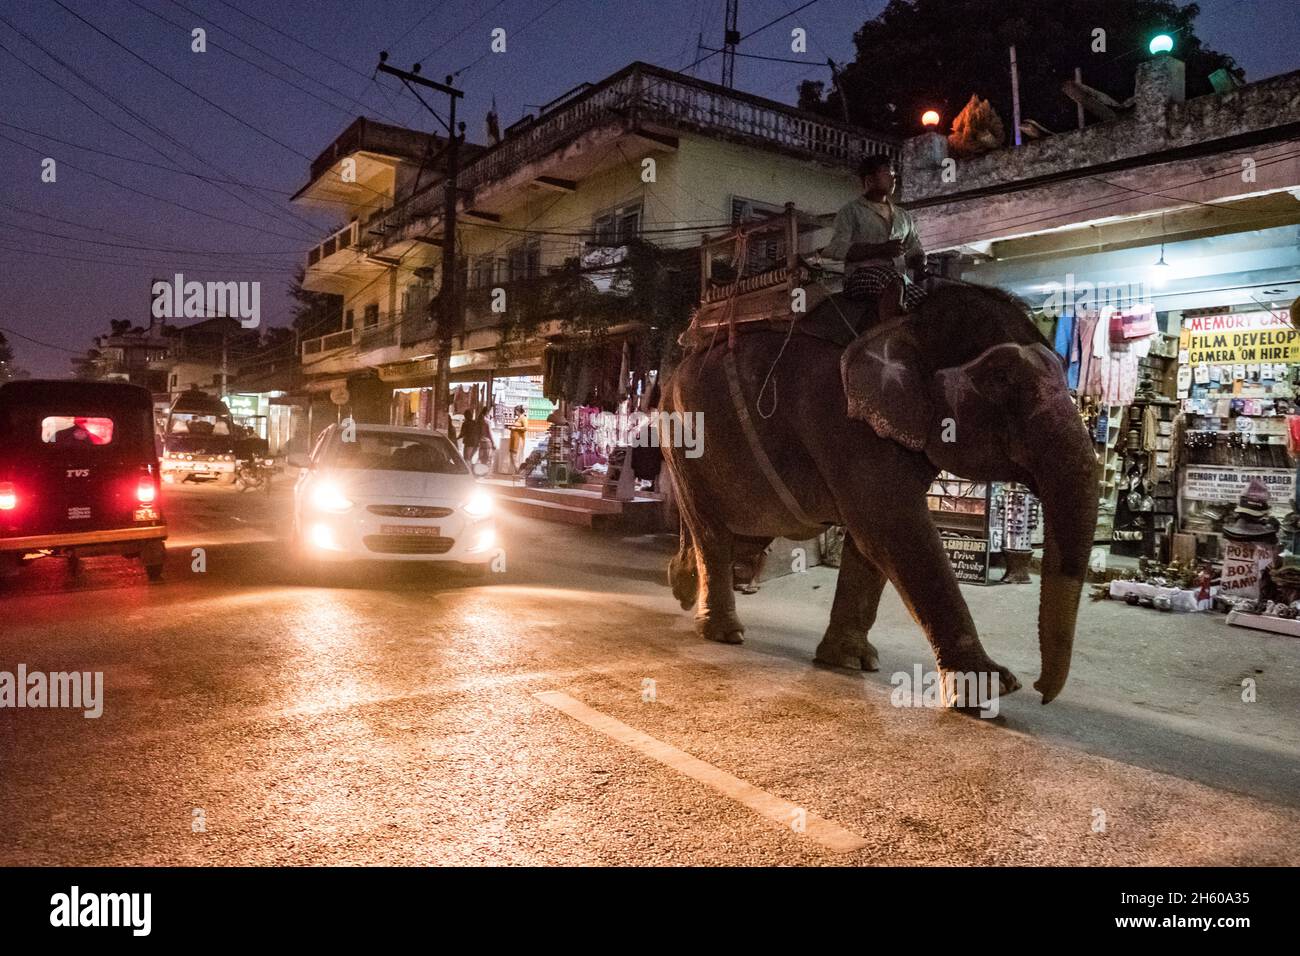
[1,482,1297,865]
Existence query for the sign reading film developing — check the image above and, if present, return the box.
[941,536,992,585]
[1184,311,1300,365]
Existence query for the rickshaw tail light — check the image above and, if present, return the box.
[136,479,157,505]
[0,482,15,511]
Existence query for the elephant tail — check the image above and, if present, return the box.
[668,511,699,610]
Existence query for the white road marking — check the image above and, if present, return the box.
[534,690,869,854]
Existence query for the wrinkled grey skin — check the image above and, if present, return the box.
[661,283,1098,704]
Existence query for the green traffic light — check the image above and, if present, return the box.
[1149,34,1174,55]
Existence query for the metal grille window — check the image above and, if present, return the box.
[344,309,354,330]
[591,202,642,247]
[363,303,379,328]
[507,240,540,282]
[731,195,785,273]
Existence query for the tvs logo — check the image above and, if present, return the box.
[66,469,90,478]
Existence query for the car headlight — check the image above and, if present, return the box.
[309,480,353,514]
[463,488,493,518]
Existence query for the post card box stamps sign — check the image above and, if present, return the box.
[1184,311,1300,366]
[1220,539,1278,599]
[1181,466,1294,505]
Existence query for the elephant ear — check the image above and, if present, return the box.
[841,327,932,452]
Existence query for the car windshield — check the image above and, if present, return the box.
[327,432,466,474]
[169,413,231,436]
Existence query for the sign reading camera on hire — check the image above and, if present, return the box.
[1181,466,1295,504]
[1184,311,1300,365]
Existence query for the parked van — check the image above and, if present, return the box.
[162,390,237,484]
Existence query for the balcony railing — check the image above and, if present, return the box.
[362,62,897,250]
[299,310,441,359]
[306,221,359,268]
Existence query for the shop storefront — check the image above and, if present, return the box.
[963,220,1300,569]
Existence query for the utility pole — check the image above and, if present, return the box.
[220,330,228,399]
[1009,44,1022,147]
[377,53,465,433]
[722,0,739,88]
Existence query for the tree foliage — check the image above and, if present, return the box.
[798,0,1242,136]
[480,240,696,365]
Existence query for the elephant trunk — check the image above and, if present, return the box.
[1029,409,1099,704]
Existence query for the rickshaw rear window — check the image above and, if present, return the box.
[41,416,115,445]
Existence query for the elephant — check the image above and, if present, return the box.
[660,280,1098,704]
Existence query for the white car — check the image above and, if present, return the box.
[290,424,497,572]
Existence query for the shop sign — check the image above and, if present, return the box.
[1220,539,1277,599]
[226,393,264,418]
[1184,311,1300,365]
[1181,466,1295,504]
[941,536,991,585]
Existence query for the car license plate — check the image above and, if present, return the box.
[381,525,439,536]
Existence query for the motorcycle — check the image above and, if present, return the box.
[234,456,275,494]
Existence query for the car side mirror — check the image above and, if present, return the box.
[287,453,311,470]
[472,461,490,477]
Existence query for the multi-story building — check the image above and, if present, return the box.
[292,62,896,435]
[900,55,1300,553]
[79,315,257,398]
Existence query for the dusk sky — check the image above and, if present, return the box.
[2,0,1296,377]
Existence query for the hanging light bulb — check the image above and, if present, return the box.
[1150,212,1172,285]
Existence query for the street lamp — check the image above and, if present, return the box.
[921,109,940,128]
[1149,33,1174,55]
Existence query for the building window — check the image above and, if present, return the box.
[731,195,785,272]
[591,202,642,248]
[363,303,379,328]
[471,255,497,290]
[344,309,354,330]
[507,240,540,282]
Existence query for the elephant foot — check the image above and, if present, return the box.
[936,645,1021,706]
[668,554,699,611]
[814,626,880,671]
[695,613,744,645]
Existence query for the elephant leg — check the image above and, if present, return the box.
[663,451,744,644]
[814,534,885,671]
[846,498,1020,698]
[691,519,744,644]
[681,509,743,642]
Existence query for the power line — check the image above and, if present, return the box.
[0,200,304,261]
[209,0,410,121]
[453,0,570,77]
[681,0,822,74]
[417,0,512,66]
[49,0,312,161]
[0,130,314,243]
[0,19,322,239]
[148,0,408,125]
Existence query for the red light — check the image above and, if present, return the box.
[136,479,156,505]
[0,482,15,511]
